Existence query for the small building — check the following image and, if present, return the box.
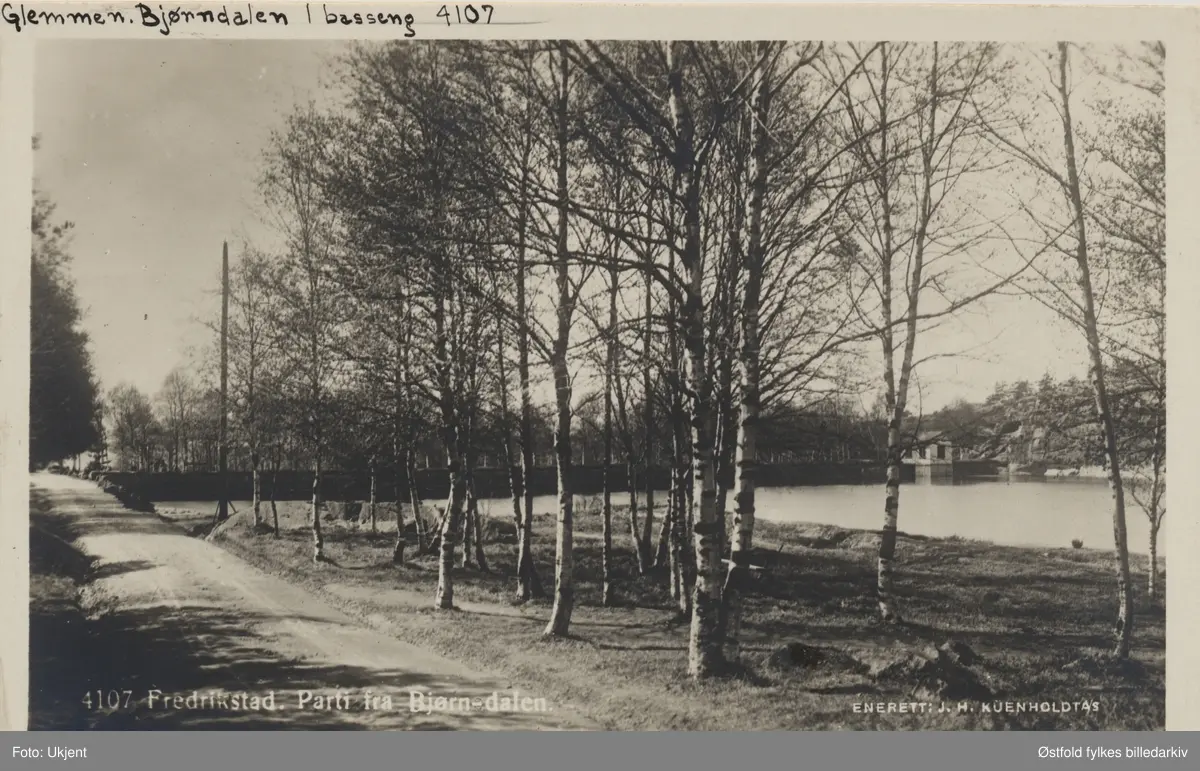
[903,432,959,464]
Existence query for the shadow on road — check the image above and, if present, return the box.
[28,485,544,731]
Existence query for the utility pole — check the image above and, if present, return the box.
[218,240,230,522]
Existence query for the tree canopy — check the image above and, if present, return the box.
[29,189,101,468]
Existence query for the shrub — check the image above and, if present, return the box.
[1071,539,1084,549]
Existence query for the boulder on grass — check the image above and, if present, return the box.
[859,643,992,702]
[938,640,981,668]
[762,642,866,675]
[482,517,518,545]
[763,642,828,670]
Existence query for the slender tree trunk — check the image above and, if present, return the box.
[714,88,749,600]
[626,456,640,575]
[311,451,325,563]
[664,208,684,589]
[610,278,642,579]
[1055,42,1133,658]
[602,260,618,606]
[713,463,728,568]
[1147,278,1166,606]
[251,448,262,530]
[461,469,474,569]
[668,380,691,613]
[515,392,543,598]
[545,351,576,635]
[435,401,466,604]
[407,454,423,554]
[876,43,934,624]
[870,43,902,623]
[434,285,466,608]
[459,470,484,569]
[392,361,406,564]
[711,356,735,579]
[638,191,657,574]
[435,462,466,609]
[1148,520,1159,603]
[514,122,545,603]
[602,429,614,607]
[270,457,280,538]
[683,437,696,573]
[724,44,774,658]
[640,427,656,573]
[1146,414,1164,605]
[218,243,230,523]
[655,484,672,570]
[613,352,641,569]
[392,295,411,564]
[878,418,904,621]
[471,476,489,572]
[393,452,407,565]
[506,449,523,538]
[545,43,575,637]
[670,460,688,610]
[495,302,527,571]
[368,461,378,535]
[665,40,723,677]
[428,509,449,555]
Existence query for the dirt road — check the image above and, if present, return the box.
[30,473,595,730]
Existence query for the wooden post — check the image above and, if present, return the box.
[218,241,230,522]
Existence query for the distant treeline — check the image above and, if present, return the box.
[100,461,916,503]
[918,370,1163,469]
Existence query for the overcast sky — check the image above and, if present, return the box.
[34,40,1091,412]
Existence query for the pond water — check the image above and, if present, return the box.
[468,478,1162,557]
[181,478,1164,557]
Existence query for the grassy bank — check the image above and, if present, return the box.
[29,491,100,729]
[175,497,1164,730]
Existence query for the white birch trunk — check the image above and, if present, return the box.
[545,43,575,637]
[664,41,723,677]
[724,41,773,658]
[1055,42,1133,658]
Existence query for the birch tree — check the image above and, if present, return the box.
[834,42,1009,622]
[981,42,1151,656]
[544,42,579,636]
[261,106,349,564]
[1094,43,1165,605]
[155,368,198,472]
[566,40,761,676]
[225,247,286,531]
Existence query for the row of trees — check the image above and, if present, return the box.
[229,40,911,676]
[133,42,1162,674]
[103,368,892,474]
[30,162,102,469]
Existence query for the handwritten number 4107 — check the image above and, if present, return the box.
[438,4,495,25]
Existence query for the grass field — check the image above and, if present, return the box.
[162,494,1165,730]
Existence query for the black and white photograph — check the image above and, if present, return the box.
[22,26,1172,732]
